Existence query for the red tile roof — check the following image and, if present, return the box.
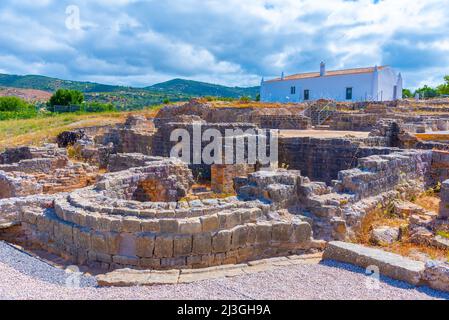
[266,66,387,83]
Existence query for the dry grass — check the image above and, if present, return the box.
[0,107,163,151]
[355,205,448,262]
[384,242,448,261]
[414,195,440,213]
[355,206,407,245]
[415,133,449,141]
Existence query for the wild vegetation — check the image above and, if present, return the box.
[0,96,39,120]
[0,105,163,150]
[404,75,449,98]
[0,73,260,110]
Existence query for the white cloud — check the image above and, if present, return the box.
[0,0,448,89]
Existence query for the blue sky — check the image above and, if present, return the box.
[0,0,448,89]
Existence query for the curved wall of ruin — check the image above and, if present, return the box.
[10,159,313,270]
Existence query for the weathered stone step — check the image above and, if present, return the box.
[323,241,425,285]
[96,253,323,287]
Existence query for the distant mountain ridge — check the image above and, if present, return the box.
[147,78,260,98]
[0,73,260,98]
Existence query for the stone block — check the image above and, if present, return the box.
[159,219,179,233]
[105,232,120,255]
[423,261,449,293]
[122,217,141,233]
[271,222,292,242]
[212,230,232,253]
[192,233,212,255]
[161,257,187,269]
[255,222,272,244]
[141,220,160,233]
[154,235,174,258]
[140,258,161,269]
[136,233,155,258]
[118,233,137,257]
[231,225,249,249]
[112,255,139,266]
[178,219,202,234]
[61,223,73,245]
[292,222,312,243]
[91,232,108,254]
[200,214,219,232]
[174,235,192,256]
[323,241,425,285]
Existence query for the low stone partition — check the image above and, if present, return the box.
[328,113,382,131]
[98,116,155,155]
[0,171,42,198]
[237,169,306,208]
[153,99,307,126]
[0,145,98,199]
[211,163,255,194]
[257,115,311,130]
[0,144,67,164]
[431,151,449,185]
[335,150,432,200]
[106,153,169,173]
[278,137,393,184]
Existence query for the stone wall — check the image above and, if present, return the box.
[154,99,307,126]
[328,113,382,131]
[0,145,98,199]
[439,180,449,219]
[0,166,314,270]
[0,145,67,164]
[153,122,262,180]
[211,164,255,194]
[430,151,449,185]
[278,137,392,184]
[257,115,311,130]
[96,158,194,202]
[335,150,432,200]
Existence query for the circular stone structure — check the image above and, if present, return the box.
[14,158,314,271]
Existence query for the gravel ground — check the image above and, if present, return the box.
[0,241,448,300]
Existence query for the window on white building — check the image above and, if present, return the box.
[290,86,296,95]
[304,89,310,101]
[346,87,353,100]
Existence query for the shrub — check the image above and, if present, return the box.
[239,96,251,103]
[48,89,84,108]
[0,96,34,112]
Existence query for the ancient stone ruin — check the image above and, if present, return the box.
[1,98,448,291]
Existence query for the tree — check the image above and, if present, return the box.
[0,96,33,112]
[402,89,413,98]
[49,89,84,107]
[255,93,261,101]
[414,85,438,99]
[437,75,449,95]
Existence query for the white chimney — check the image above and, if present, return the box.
[320,61,326,76]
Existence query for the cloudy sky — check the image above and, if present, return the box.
[0,0,448,89]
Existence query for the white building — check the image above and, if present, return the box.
[260,63,403,103]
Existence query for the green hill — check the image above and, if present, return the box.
[0,73,260,109]
[0,74,126,93]
[147,78,260,99]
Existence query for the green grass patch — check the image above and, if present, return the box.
[437,230,449,239]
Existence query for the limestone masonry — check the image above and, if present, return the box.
[1,98,449,291]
